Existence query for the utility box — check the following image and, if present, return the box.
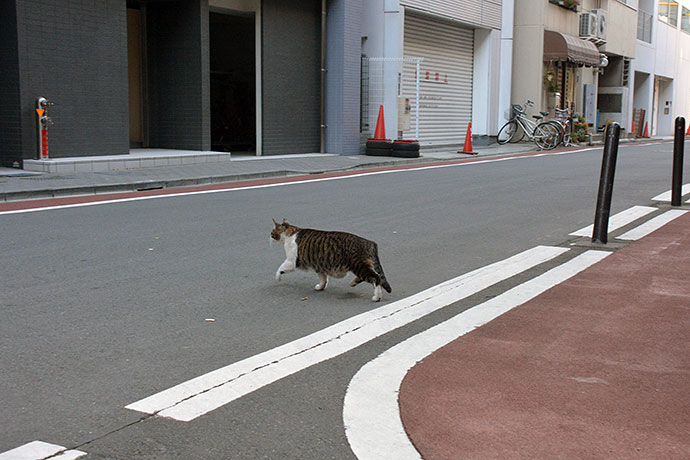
[598,87,630,131]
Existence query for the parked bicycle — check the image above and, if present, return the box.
[551,106,574,147]
[497,100,560,150]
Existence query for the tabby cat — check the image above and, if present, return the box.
[271,219,392,301]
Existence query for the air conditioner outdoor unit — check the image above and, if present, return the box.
[592,9,608,42]
[579,12,597,39]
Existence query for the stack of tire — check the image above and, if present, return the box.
[365,138,393,156]
[366,138,420,158]
[391,139,420,158]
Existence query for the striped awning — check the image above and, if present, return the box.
[543,30,600,67]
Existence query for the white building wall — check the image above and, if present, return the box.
[361,0,402,139]
[655,22,679,79]
[633,0,690,136]
[498,0,515,125]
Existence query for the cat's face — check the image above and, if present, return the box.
[271,219,295,241]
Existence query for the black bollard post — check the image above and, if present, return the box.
[671,117,685,207]
[592,122,621,245]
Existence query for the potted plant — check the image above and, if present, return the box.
[572,113,589,142]
[544,69,558,93]
[549,0,579,12]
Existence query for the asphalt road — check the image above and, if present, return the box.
[1,142,686,459]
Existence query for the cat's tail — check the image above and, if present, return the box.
[380,277,392,294]
[373,246,392,293]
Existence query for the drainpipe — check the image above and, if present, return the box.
[320,0,326,153]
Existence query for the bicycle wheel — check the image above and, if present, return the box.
[533,122,559,150]
[563,132,573,147]
[497,120,518,144]
[510,124,525,143]
[544,120,564,146]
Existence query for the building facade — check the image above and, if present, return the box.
[633,0,690,137]
[360,0,509,148]
[5,0,690,169]
[513,0,690,138]
[0,0,366,167]
[1,0,511,167]
[513,0,636,132]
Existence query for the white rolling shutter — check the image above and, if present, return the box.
[402,13,474,147]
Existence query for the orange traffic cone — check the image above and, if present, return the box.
[458,122,477,155]
[373,105,386,139]
[642,121,650,138]
[686,123,690,136]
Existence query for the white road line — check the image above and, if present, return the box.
[1,148,598,216]
[342,250,611,460]
[126,245,568,422]
[569,205,657,237]
[651,184,690,202]
[0,441,85,460]
[617,209,688,240]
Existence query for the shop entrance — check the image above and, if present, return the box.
[210,12,256,152]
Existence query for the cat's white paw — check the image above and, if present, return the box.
[276,271,283,281]
[314,274,327,291]
[372,285,383,301]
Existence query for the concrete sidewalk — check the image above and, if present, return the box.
[1,134,668,202]
[400,211,690,460]
[0,144,538,202]
[0,142,548,202]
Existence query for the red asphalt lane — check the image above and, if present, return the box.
[0,147,599,212]
[400,211,690,459]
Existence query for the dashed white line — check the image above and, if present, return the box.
[652,184,690,202]
[0,441,85,460]
[618,209,688,240]
[126,245,568,421]
[342,250,611,460]
[569,205,657,237]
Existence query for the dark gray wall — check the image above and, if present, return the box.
[0,0,22,167]
[262,0,321,155]
[325,0,361,155]
[13,0,129,159]
[146,0,211,151]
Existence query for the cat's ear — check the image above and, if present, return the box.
[282,218,289,226]
[272,218,279,227]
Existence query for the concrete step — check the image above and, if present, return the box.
[23,149,235,173]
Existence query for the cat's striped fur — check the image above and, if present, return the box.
[271,219,391,301]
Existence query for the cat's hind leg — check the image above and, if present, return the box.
[314,272,328,291]
[354,264,384,302]
[372,284,383,302]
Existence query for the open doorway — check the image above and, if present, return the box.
[210,11,256,153]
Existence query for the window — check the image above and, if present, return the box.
[638,9,653,41]
[659,1,679,27]
[683,6,690,33]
